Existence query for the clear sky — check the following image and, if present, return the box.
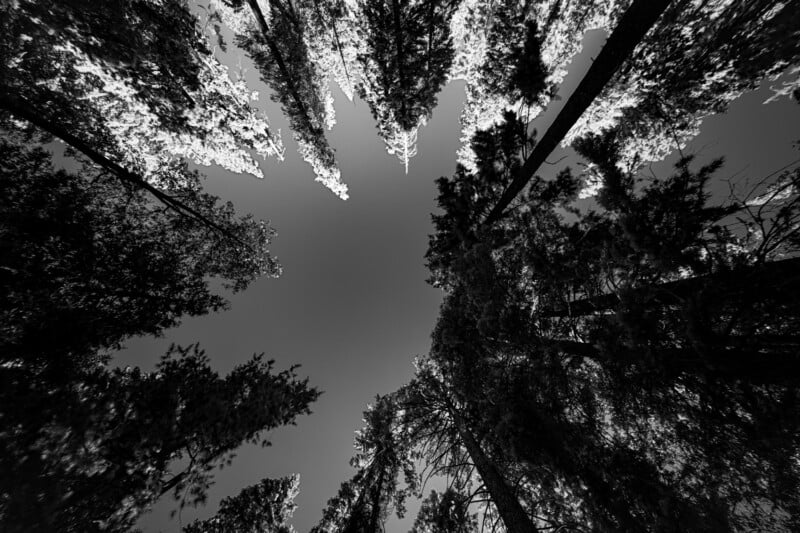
[115,78,461,532]
[114,29,800,533]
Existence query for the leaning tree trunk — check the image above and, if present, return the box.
[245,0,322,137]
[448,403,536,533]
[0,93,247,246]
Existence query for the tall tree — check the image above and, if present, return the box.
[484,0,673,224]
[419,100,800,530]
[312,396,418,533]
[1,0,284,183]
[449,0,628,171]
[218,0,348,198]
[0,136,279,374]
[566,0,800,167]
[356,0,459,172]
[400,363,540,533]
[183,476,300,533]
[296,0,360,102]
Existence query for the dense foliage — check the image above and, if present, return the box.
[2,0,800,531]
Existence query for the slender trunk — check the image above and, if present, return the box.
[0,93,248,247]
[541,257,800,317]
[483,0,673,225]
[246,0,320,135]
[368,467,387,533]
[311,0,353,91]
[342,467,377,533]
[448,404,536,533]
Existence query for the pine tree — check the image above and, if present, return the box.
[311,396,417,533]
[1,0,284,184]
[0,137,279,373]
[220,0,348,198]
[183,476,300,533]
[1,345,318,532]
[356,0,459,172]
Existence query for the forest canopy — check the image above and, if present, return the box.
[2,0,800,532]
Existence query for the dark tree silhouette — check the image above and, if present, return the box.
[410,489,479,533]
[312,396,417,533]
[484,0,673,224]
[1,345,318,533]
[357,0,459,171]
[0,137,278,374]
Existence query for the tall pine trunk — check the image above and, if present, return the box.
[448,403,536,533]
[245,0,321,136]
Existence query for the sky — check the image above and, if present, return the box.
[113,29,800,533]
[115,77,459,532]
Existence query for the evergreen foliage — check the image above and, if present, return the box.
[183,476,300,533]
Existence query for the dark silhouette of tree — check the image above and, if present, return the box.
[1,345,318,533]
[357,0,460,171]
[311,395,417,533]
[183,475,299,533]
[0,137,279,375]
[480,4,548,107]
[418,94,800,529]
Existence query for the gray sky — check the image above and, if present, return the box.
[115,28,800,532]
[115,79,462,532]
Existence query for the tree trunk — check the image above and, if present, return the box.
[541,257,800,317]
[547,338,800,385]
[483,0,673,225]
[245,0,320,135]
[0,93,247,246]
[449,405,536,533]
[368,467,387,533]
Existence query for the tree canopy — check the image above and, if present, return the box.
[3,0,800,531]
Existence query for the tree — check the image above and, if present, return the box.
[0,345,319,533]
[479,5,548,107]
[566,0,800,167]
[219,0,348,198]
[312,395,417,533]
[356,0,459,172]
[0,136,279,374]
[1,0,284,183]
[183,476,300,533]
[483,0,673,224]
[419,99,800,530]
[449,0,629,171]
[296,0,360,102]
[398,362,541,533]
